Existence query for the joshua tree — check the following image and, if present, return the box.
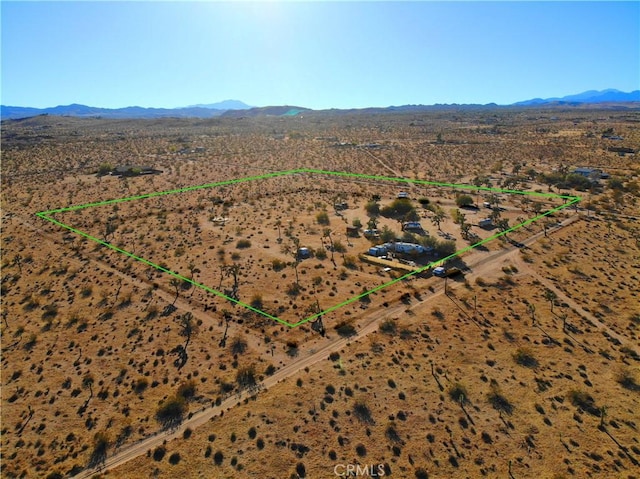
[497,218,510,239]
[528,303,536,325]
[170,312,197,370]
[170,278,181,306]
[219,310,232,347]
[544,289,557,313]
[460,221,472,240]
[489,207,502,224]
[222,263,242,301]
[104,219,118,242]
[431,207,446,231]
[322,228,337,267]
[78,373,94,415]
[188,262,200,297]
[275,219,282,243]
[282,236,302,286]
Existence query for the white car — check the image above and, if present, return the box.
[433,267,446,277]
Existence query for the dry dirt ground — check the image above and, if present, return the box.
[1,108,639,479]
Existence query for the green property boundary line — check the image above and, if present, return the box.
[36,168,581,328]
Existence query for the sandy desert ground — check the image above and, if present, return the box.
[1,107,639,478]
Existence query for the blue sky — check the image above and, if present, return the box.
[1,1,638,109]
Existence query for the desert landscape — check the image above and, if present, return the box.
[2,106,639,479]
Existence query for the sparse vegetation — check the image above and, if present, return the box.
[2,106,638,479]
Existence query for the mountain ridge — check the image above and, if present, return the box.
[513,89,640,106]
[2,89,639,120]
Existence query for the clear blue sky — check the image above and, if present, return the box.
[2,1,639,109]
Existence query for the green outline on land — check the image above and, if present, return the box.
[36,168,580,328]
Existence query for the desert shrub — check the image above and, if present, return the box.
[415,468,429,479]
[153,446,166,461]
[381,198,415,219]
[487,387,514,415]
[385,423,402,443]
[97,162,113,176]
[24,333,37,351]
[156,395,187,428]
[315,248,327,260]
[286,282,301,296]
[230,336,248,355]
[355,443,367,457]
[236,365,257,390]
[380,319,397,335]
[133,378,149,394]
[272,259,287,271]
[335,321,356,337]
[353,400,374,424]
[296,463,307,478]
[42,303,59,320]
[379,225,396,243]
[616,369,640,391]
[316,211,330,225]
[236,239,251,249]
[250,294,264,310]
[568,389,600,415]
[513,348,538,368]
[168,452,181,464]
[435,239,457,256]
[456,194,474,207]
[88,431,110,467]
[343,255,358,269]
[449,383,468,404]
[213,450,224,465]
[177,380,197,400]
[287,341,299,357]
[365,200,380,216]
[620,346,640,361]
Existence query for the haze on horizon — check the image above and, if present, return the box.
[1,1,638,110]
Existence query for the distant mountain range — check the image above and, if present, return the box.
[1,90,638,120]
[187,99,252,110]
[513,89,640,106]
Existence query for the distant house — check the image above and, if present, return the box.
[367,242,430,257]
[478,218,493,229]
[367,246,387,257]
[112,165,163,177]
[573,167,609,180]
[385,242,430,256]
[397,192,410,199]
[608,146,636,156]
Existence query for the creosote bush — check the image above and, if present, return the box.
[513,348,538,368]
[353,399,374,424]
